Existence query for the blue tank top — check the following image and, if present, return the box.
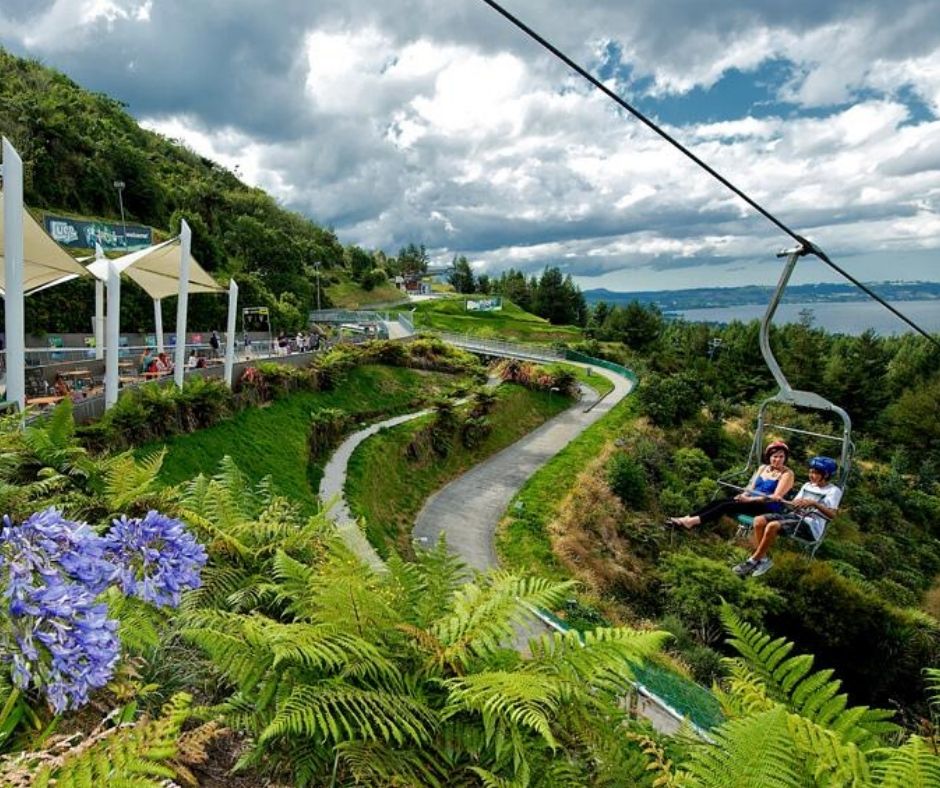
[752,471,784,511]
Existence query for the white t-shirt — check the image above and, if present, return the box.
[794,481,843,539]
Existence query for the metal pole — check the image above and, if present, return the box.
[113,180,127,248]
[223,279,238,387]
[2,138,25,413]
[154,298,164,354]
[104,260,120,408]
[173,221,191,389]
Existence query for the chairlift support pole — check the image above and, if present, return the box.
[754,247,853,479]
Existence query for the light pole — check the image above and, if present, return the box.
[313,261,321,312]
[113,180,127,248]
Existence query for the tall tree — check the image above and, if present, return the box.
[448,255,475,294]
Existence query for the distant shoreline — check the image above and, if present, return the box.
[584,281,940,311]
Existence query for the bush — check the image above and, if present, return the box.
[660,551,784,644]
[606,453,648,508]
[636,371,702,427]
[766,553,940,711]
[308,408,352,459]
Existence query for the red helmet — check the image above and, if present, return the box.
[763,440,790,463]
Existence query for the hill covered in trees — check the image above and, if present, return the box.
[0,48,420,333]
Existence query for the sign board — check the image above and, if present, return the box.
[44,214,153,251]
[466,297,502,312]
[243,306,271,332]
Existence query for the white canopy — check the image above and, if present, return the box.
[86,236,224,299]
[0,193,89,295]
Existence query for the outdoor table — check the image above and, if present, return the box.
[26,395,65,407]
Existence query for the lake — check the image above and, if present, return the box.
[677,299,940,336]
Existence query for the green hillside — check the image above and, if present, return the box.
[403,297,583,343]
[0,48,402,333]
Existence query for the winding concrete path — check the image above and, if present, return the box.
[412,363,632,570]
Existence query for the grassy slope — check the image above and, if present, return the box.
[497,395,639,578]
[325,275,406,308]
[401,298,583,344]
[146,365,463,512]
[345,384,571,558]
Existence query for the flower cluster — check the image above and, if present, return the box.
[0,509,120,713]
[101,511,207,608]
[0,507,206,714]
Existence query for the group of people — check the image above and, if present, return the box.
[667,440,843,578]
[138,350,174,376]
[274,331,320,356]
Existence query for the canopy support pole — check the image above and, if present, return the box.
[173,221,191,389]
[154,298,164,354]
[94,280,104,360]
[224,279,238,387]
[105,261,120,409]
[94,243,105,360]
[2,138,25,414]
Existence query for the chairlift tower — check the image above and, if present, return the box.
[113,180,127,248]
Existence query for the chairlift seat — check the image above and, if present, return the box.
[734,507,831,559]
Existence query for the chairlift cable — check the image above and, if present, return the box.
[480,0,940,349]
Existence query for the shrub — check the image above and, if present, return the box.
[606,453,648,508]
[308,408,352,459]
[765,553,940,711]
[660,551,784,644]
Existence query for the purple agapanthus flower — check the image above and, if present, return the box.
[0,508,120,713]
[101,511,207,608]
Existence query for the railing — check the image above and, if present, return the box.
[564,349,638,385]
[436,332,565,363]
[309,309,390,324]
[397,311,415,334]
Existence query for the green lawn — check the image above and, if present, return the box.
[397,298,583,344]
[345,384,572,558]
[144,365,465,512]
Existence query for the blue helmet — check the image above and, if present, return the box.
[809,456,838,478]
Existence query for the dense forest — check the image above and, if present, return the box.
[0,48,427,334]
[551,302,940,719]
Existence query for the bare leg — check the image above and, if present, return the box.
[751,515,767,553]
[752,522,781,561]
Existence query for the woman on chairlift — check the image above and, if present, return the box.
[666,440,794,530]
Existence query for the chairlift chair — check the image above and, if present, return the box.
[717,246,854,556]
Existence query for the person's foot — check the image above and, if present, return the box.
[733,558,759,577]
[666,516,696,529]
[751,557,774,577]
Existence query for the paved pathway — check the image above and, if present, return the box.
[319,409,431,573]
[413,364,632,570]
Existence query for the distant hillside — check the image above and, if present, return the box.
[584,281,940,310]
[0,48,380,333]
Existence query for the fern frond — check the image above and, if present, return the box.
[625,731,682,788]
[872,735,940,786]
[925,668,940,719]
[683,705,806,787]
[181,611,273,692]
[444,670,560,748]
[786,711,872,784]
[259,685,436,746]
[720,604,898,749]
[102,448,167,510]
[6,693,193,787]
[433,574,576,669]
[337,740,448,787]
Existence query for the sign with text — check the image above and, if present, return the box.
[44,215,152,251]
[466,297,502,312]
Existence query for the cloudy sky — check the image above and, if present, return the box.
[2,0,940,292]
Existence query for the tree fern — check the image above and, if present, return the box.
[719,604,897,749]
[336,740,451,787]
